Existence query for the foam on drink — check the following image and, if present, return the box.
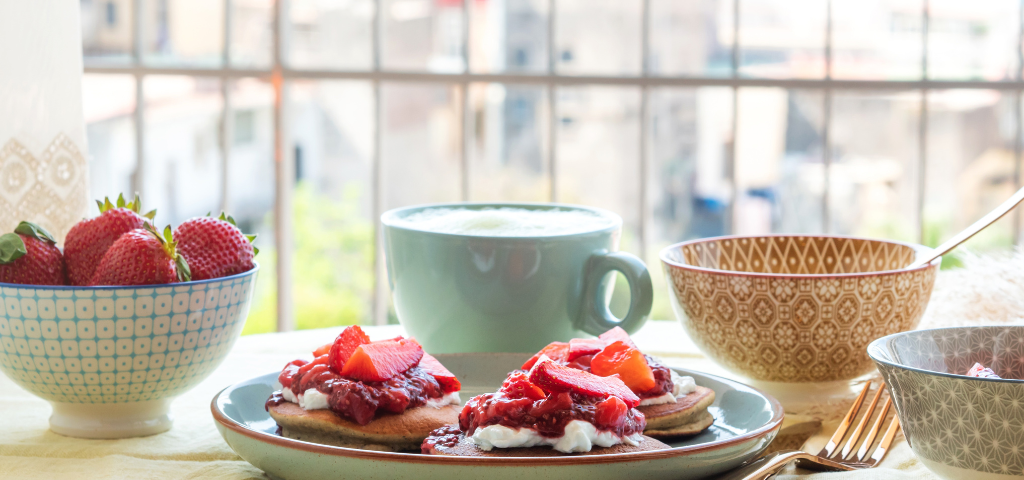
[393,207,615,236]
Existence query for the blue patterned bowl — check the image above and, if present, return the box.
[0,265,258,438]
[868,326,1024,480]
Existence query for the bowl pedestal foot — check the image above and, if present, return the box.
[743,375,873,414]
[48,399,173,439]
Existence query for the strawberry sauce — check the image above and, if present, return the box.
[565,354,673,400]
[267,363,445,425]
[457,391,646,440]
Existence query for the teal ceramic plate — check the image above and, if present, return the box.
[212,353,783,480]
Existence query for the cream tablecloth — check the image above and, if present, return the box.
[0,321,940,480]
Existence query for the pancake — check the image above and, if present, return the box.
[638,385,715,436]
[424,432,671,457]
[268,400,460,452]
[644,410,714,437]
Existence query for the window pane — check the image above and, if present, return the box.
[382,83,462,208]
[649,0,734,77]
[142,76,224,225]
[382,0,466,72]
[738,0,827,79]
[928,0,1019,81]
[469,0,549,74]
[735,88,825,234]
[555,0,642,76]
[288,0,373,70]
[556,86,641,252]
[81,0,134,62]
[648,87,734,321]
[829,91,921,241]
[231,0,274,68]
[468,83,550,202]
[924,90,1016,260]
[143,0,225,66]
[82,74,137,202]
[831,0,924,80]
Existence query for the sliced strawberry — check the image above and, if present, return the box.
[327,326,371,373]
[296,354,328,378]
[278,359,309,389]
[598,326,637,350]
[591,341,656,393]
[312,343,332,357]
[567,338,605,361]
[522,341,570,370]
[967,362,1001,379]
[528,391,573,417]
[419,353,462,393]
[594,396,629,429]
[529,359,640,408]
[340,337,424,382]
[500,371,546,400]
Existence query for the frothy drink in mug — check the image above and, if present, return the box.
[382,203,653,353]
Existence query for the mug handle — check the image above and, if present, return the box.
[577,251,653,336]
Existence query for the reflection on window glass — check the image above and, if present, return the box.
[143,0,225,66]
[924,90,1016,260]
[829,91,921,241]
[927,0,1019,81]
[231,0,273,68]
[82,74,137,204]
[738,0,827,79]
[555,0,642,76]
[382,0,466,72]
[735,88,825,235]
[649,0,733,77]
[468,83,550,202]
[288,0,373,70]
[831,0,923,80]
[81,0,134,61]
[469,0,549,73]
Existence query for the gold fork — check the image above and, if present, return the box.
[718,381,901,480]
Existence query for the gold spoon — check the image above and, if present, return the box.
[906,185,1024,269]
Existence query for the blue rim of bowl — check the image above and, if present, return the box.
[659,234,941,279]
[379,202,623,240]
[210,365,785,466]
[0,262,260,290]
[867,326,1024,384]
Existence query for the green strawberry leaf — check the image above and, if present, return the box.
[175,254,192,282]
[116,193,126,208]
[142,209,157,220]
[13,221,57,245]
[0,233,27,265]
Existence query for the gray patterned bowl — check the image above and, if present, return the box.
[869,326,1024,480]
[0,265,258,438]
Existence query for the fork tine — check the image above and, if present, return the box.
[866,415,901,466]
[855,396,892,462]
[838,383,886,460]
[817,381,872,458]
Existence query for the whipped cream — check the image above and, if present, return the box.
[281,388,460,411]
[638,369,697,406]
[469,420,643,453]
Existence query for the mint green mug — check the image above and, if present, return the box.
[381,203,653,353]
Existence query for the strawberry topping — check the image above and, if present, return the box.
[522,341,569,370]
[591,341,656,393]
[594,396,630,430]
[340,337,425,382]
[567,338,605,361]
[598,326,638,350]
[278,359,308,389]
[419,353,462,393]
[327,325,371,373]
[499,371,546,400]
[528,358,640,408]
[967,362,1002,379]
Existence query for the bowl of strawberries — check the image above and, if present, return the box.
[0,195,259,438]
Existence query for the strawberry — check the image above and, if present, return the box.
[598,326,637,350]
[529,359,640,408]
[594,396,629,429]
[0,221,66,285]
[419,353,462,393]
[89,225,191,286]
[296,354,329,378]
[64,194,155,286]
[278,359,309,389]
[499,371,546,400]
[567,338,606,361]
[967,362,1001,379]
[327,325,371,373]
[173,213,257,281]
[521,341,570,370]
[591,341,655,393]
[340,337,424,382]
[312,343,332,357]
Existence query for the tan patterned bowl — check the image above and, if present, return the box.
[660,235,939,383]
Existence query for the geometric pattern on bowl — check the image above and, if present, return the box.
[869,327,1024,478]
[0,271,257,404]
[662,235,938,383]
